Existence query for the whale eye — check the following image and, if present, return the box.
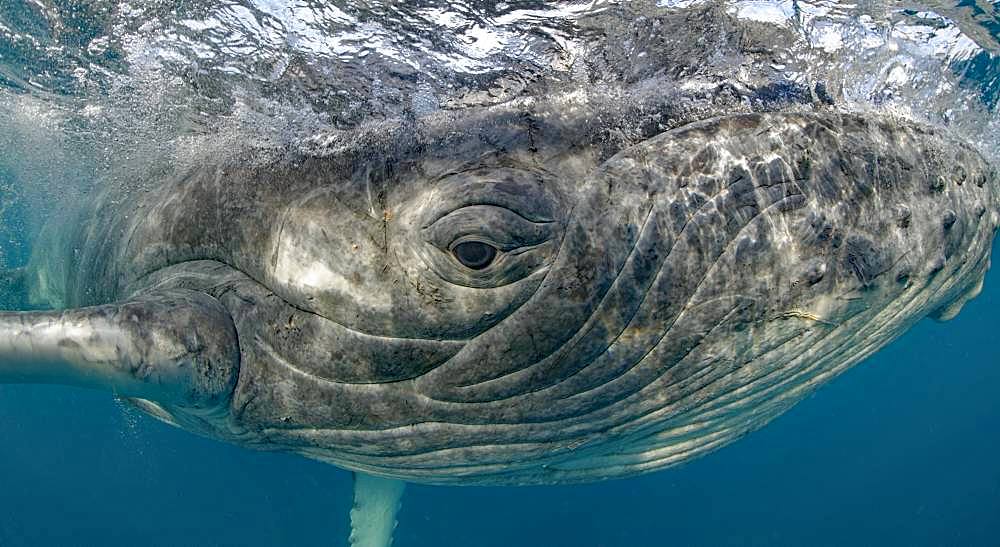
[451,241,498,270]
[420,201,559,288]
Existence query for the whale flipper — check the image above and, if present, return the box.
[0,289,240,410]
[349,473,406,547]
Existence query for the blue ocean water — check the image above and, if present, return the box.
[2,2,1000,546]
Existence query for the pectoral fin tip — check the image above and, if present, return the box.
[349,473,406,547]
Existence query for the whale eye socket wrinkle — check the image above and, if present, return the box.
[451,240,498,270]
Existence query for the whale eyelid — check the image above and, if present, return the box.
[423,205,557,255]
[421,202,555,229]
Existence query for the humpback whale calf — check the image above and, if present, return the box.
[1,88,998,545]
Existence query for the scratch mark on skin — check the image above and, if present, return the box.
[381,209,392,252]
[270,208,292,272]
[769,310,839,327]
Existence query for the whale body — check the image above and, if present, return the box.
[2,90,997,544]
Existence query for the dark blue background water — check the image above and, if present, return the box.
[0,226,997,545]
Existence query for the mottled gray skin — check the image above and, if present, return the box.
[22,89,1000,486]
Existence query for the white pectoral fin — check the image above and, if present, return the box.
[349,473,406,547]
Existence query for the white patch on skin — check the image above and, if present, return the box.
[812,23,845,52]
[268,217,395,312]
[731,0,795,25]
